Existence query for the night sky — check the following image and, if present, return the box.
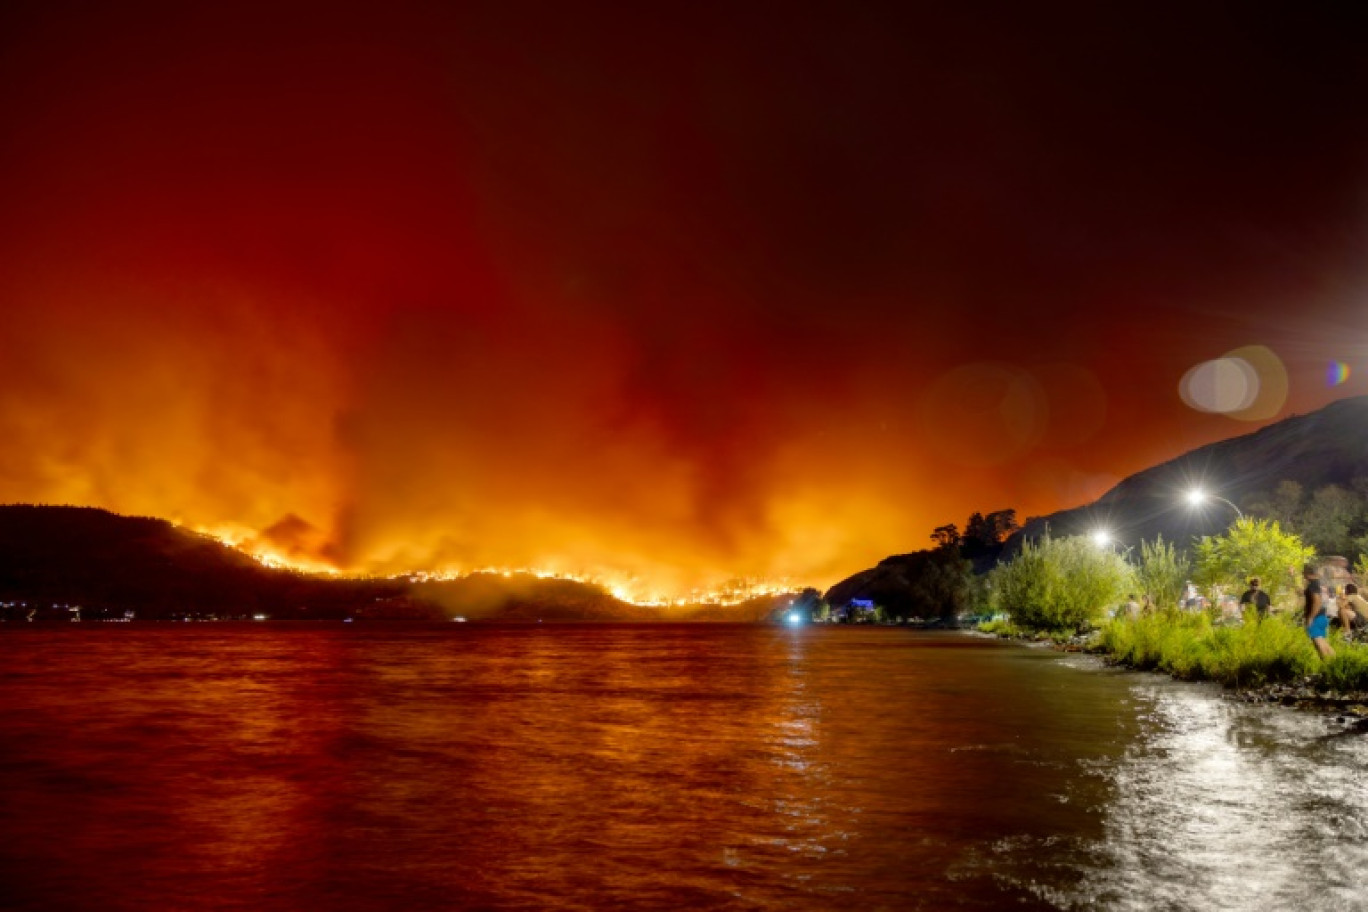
[3,2,1367,598]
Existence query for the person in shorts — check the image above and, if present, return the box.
[1303,564,1334,660]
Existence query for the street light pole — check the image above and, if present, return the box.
[1091,529,1135,561]
[1186,489,1244,520]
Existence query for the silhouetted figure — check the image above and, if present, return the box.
[1238,577,1271,619]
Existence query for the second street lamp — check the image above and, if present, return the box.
[1186,488,1244,520]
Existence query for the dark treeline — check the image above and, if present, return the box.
[1243,478,1368,562]
[823,508,1022,622]
[929,509,1022,564]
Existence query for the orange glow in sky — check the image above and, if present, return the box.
[3,3,1367,596]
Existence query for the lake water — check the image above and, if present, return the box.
[1,624,1366,911]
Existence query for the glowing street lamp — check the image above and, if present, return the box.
[1185,488,1244,520]
[1091,529,1133,560]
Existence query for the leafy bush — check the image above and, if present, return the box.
[977,617,1022,637]
[990,534,1133,633]
[1192,517,1313,608]
[1135,536,1189,610]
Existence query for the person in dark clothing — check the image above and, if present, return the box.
[1238,577,1271,619]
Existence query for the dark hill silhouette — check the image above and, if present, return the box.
[823,395,1368,615]
[0,505,795,622]
[1004,395,1368,554]
[824,550,970,621]
[0,505,407,620]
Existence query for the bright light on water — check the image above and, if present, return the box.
[1080,679,1368,910]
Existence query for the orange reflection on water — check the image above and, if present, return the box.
[153,632,355,897]
[0,625,1142,910]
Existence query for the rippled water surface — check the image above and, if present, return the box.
[1,624,1365,910]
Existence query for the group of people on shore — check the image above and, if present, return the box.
[1119,568,1368,662]
[1288,565,1368,660]
[1161,568,1368,662]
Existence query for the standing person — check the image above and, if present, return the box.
[1339,583,1368,638]
[1238,577,1271,619]
[1303,564,1334,661]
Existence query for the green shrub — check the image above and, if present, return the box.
[1135,536,1189,610]
[1100,610,1323,687]
[1192,517,1313,609]
[1322,648,1368,692]
[990,534,1133,633]
[978,618,1022,637]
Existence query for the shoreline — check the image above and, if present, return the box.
[979,628,1368,730]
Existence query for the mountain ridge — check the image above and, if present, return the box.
[822,394,1368,614]
[0,505,793,622]
[1006,394,1368,553]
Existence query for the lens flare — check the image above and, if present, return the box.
[1179,357,1258,414]
[1327,361,1351,387]
[1178,345,1287,420]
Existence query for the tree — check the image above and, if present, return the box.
[1191,517,1313,608]
[962,508,1020,559]
[1135,535,1189,610]
[903,552,972,619]
[1299,484,1362,556]
[989,534,1134,632]
[930,524,960,551]
[985,509,1020,542]
[962,512,992,557]
[1245,480,1304,530]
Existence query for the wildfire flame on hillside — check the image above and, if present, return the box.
[197,523,796,606]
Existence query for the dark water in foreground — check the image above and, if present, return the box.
[1,625,1366,911]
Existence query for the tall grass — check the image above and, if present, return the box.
[1098,609,1368,690]
[979,616,1081,645]
[1322,648,1368,693]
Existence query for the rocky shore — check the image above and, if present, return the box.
[1227,677,1368,730]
